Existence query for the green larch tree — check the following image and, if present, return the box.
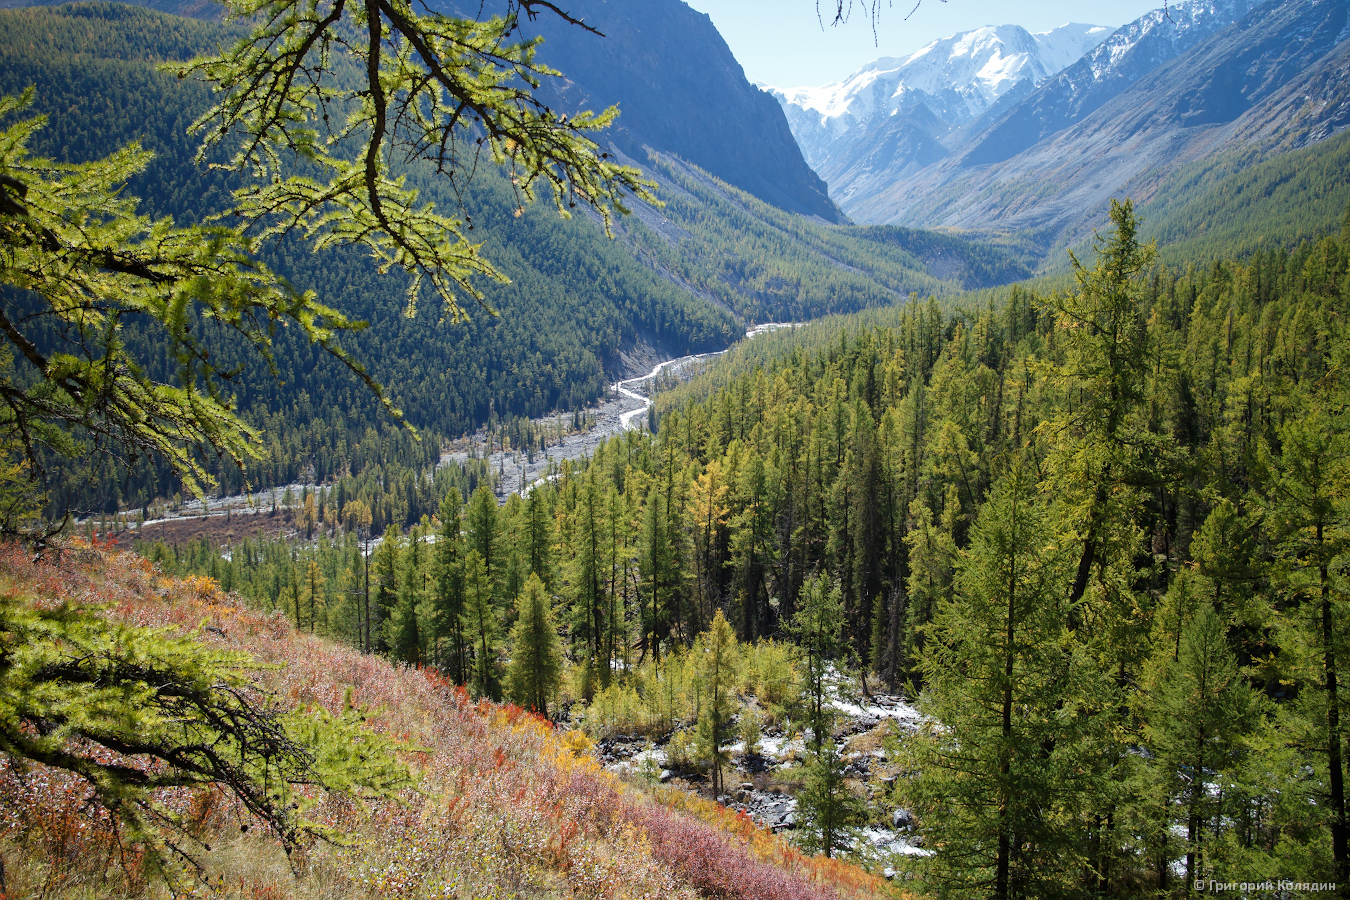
[693,608,739,797]
[788,573,846,754]
[796,739,864,860]
[466,483,500,600]
[506,572,563,717]
[902,466,1105,900]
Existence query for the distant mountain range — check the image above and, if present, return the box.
[765,23,1113,171]
[771,0,1350,252]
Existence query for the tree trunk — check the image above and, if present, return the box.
[1321,550,1348,888]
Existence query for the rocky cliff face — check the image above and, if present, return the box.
[513,0,842,223]
[844,0,1350,244]
[773,0,1350,249]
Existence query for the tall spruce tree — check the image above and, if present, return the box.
[433,490,467,683]
[464,547,499,701]
[1138,601,1260,885]
[506,573,563,717]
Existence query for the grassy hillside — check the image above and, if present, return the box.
[0,541,891,899]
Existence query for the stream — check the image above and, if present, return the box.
[125,324,801,534]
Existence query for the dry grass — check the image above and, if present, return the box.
[0,542,896,900]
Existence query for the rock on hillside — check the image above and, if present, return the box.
[504,0,843,223]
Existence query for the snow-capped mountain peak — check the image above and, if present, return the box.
[763,22,1113,166]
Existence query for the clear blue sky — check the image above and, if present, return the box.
[683,0,1164,87]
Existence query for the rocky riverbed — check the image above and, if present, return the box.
[116,324,800,541]
[440,323,800,501]
[587,670,931,872]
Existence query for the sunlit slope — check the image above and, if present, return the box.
[0,542,892,898]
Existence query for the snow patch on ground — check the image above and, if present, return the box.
[859,826,932,858]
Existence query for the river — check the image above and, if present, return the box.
[124,323,801,535]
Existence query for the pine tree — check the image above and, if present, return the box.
[464,548,499,700]
[433,491,467,683]
[506,573,563,717]
[372,525,402,653]
[570,470,605,694]
[1265,405,1350,883]
[391,530,424,664]
[466,484,500,599]
[1138,601,1260,885]
[797,740,864,859]
[304,557,324,634]
[1049,197,1161,608]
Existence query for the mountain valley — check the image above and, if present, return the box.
[774,0,1350,257]
[1,0,1349,896]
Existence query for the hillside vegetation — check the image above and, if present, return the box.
[0,2,1030,520]
[0,541,889,899]
[152,200,1350,890]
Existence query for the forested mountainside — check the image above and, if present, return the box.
[1132,126,1350,264]
[0,2,1022,516]
[153,201,1350,887]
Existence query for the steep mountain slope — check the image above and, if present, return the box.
[850,0,1350,250]
[768,23,1112,170]
[501,0,843,223]
[0,2,1027,513]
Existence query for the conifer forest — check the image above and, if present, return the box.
[1,0,1349,897]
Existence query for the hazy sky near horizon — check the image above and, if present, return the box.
[683,0,1163,87]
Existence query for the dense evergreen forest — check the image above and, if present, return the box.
[0,2,1033,519]
[148,199,1350,890]
[1138,128,1350,267]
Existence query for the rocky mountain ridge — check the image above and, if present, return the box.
[770,0,1350,253]
[766,23,1113,170]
